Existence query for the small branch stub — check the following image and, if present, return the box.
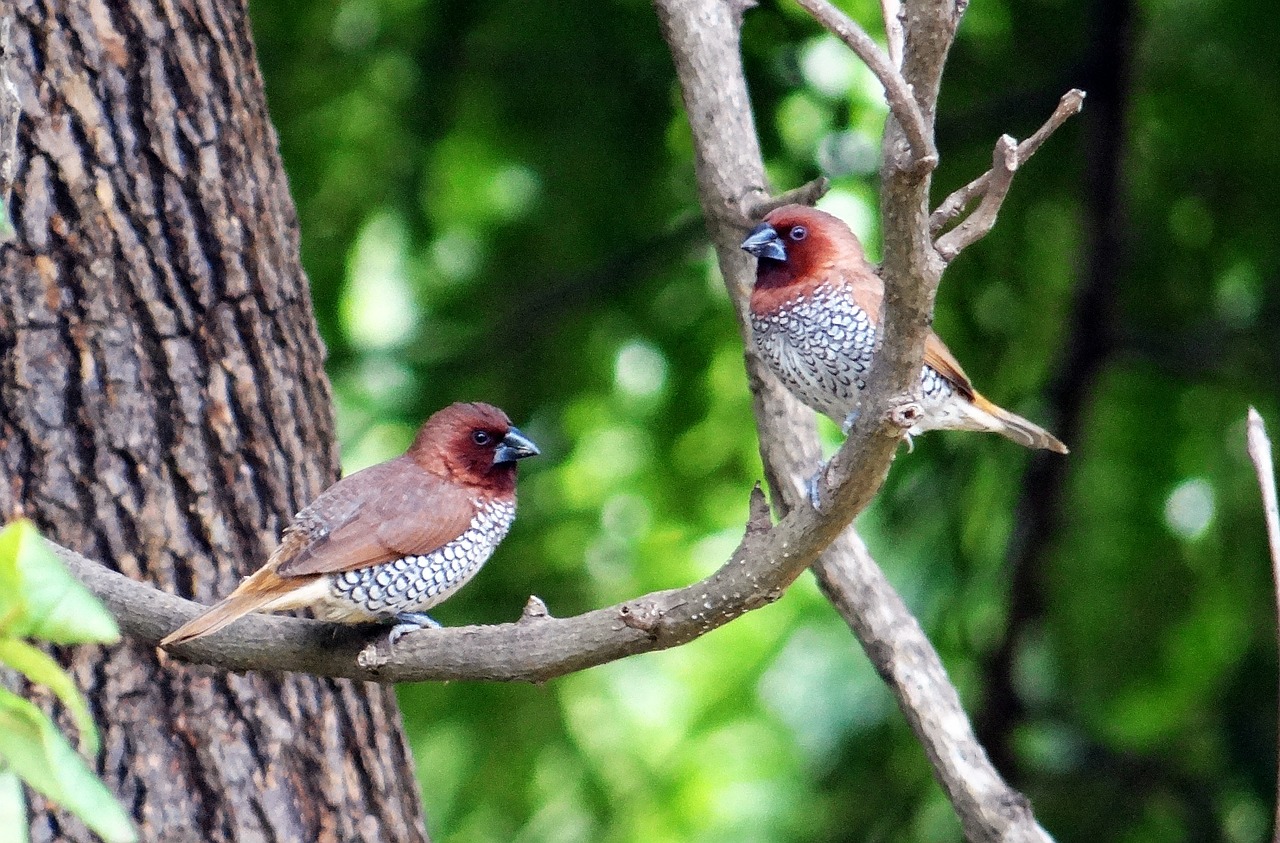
[520,595,551,622]
[887,400,924,430]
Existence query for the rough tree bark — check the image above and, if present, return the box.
[0,2,427,841]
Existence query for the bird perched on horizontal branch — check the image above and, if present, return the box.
[161,402,539,648]
[741,204,1067,454]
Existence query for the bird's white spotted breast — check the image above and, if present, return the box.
[751,283,954,424]
[317,497,518,622]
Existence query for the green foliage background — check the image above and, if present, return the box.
[249,0,1280,840]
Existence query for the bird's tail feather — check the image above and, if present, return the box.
[160,591,281,647]
[160,567,310,647]
[970,393,1069,454]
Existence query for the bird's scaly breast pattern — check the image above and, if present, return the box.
[750,284,877,419]
[750,283,953,422]
[328,498,517,618]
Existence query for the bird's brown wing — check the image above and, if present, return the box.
[274,459,477,577]
[841,264,976,400]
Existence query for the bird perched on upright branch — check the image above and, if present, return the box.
[161,402,539,648]
[741,204,1067,454]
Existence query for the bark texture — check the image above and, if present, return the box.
[0,1,427,840]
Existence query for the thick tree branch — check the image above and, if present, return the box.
[61,461,885,682]
[933,134,1018,261]
[653,0,1052,841]
[794,0,937,170]
[931,88,1087,239]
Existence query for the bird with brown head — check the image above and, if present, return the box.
[161,402,540,648]
[741,204,1067,455]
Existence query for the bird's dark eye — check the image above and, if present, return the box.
[471,430,492,446]
[789,226,807,242]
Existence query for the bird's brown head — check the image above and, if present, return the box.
[409,402,539,494]
[740,204,867,293]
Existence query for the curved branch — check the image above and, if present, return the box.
[59,442,893,681]
[794,0,937,170]
[744,176,830,221]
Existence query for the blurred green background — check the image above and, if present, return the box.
[248,0,1280,840]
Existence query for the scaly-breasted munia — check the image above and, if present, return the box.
[161,402,539,647]
[741,205,1067,454]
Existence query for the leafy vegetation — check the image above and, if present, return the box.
[0,521,136,843]
[247,0,1280,839]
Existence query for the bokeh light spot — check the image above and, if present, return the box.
[614,340,668,399]
[1164,478,1214,540]
[340,213,417,349]
[799,36,858,98]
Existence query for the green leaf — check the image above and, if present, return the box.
[0,521,120,645]
[0,639,99,755]
[0,764,28,843]
[0,689,136,843]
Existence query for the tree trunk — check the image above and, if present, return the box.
[0,2,428,841]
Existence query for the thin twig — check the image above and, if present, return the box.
[880,0,904,69]
[931,88,1086,236]
[1245,407,1280,843]
[933,134,1018,261]
[794,0,937,170]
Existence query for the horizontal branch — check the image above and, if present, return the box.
[59,396,906,682]
[794,0,937,170]
[930,88,1086,238]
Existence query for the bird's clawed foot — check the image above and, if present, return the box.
[387,612,441,647]
[840,409,861,435]
[806,463,829,512]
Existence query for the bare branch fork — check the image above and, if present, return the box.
[652,0,1053,840]
[931,88,1087,260]
[933,134,1019,261]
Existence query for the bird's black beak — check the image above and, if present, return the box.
[495,427,540,464]
[741,223,786,262]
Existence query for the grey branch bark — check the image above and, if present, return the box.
[55,484,891,683]
[653,0,1053,841]
[0,17,18,242]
